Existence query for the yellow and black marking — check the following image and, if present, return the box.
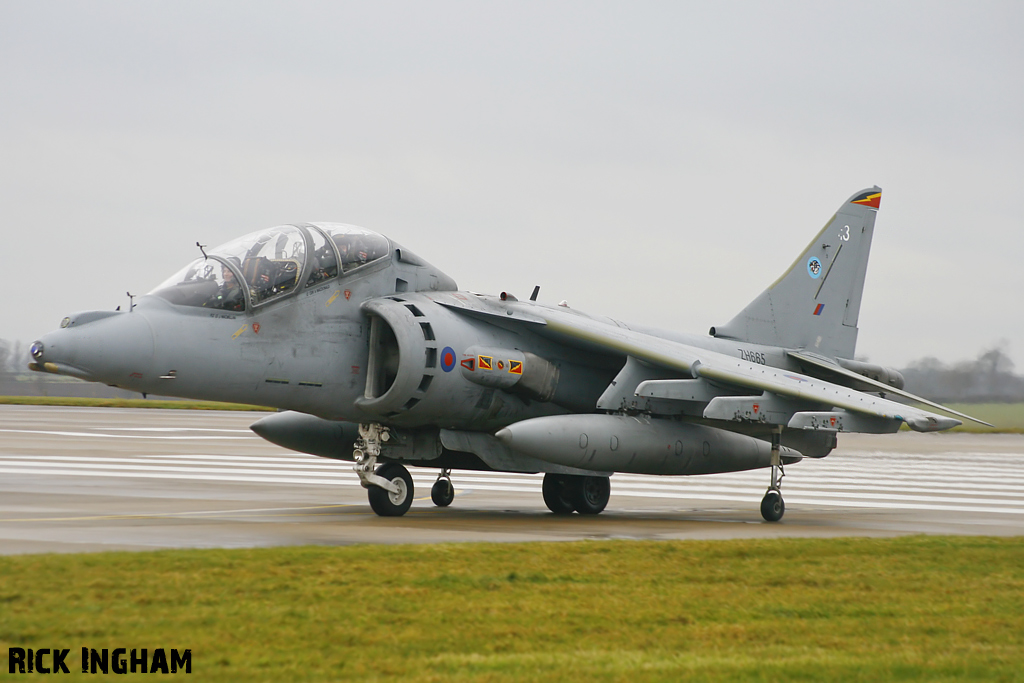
[326,290,341,306]
[851,191,881,208]
[265,378,289,385]
[231,325,249,340]
[298,381,323,388]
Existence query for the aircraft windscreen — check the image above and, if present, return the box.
[305,225,339,288]
[149,224,390,311]
[313,224,390,272]
[149,258,245,311]
[210,226,307,305]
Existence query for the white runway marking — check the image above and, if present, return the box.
[0,428,256,440]
[99,427,254,433]
[3,447,1023,516]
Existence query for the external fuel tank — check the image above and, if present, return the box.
[496,414,801,476]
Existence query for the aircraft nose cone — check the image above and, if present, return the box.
[34,310,156,384]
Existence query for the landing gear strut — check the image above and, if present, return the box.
[542,473,611,515]
[431,469,455,507]
[354,423,414,517]
[760,426,785,522]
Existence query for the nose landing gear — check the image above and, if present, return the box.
[760,426,785,522]
[354,423,414,517]
[367,462,414,517]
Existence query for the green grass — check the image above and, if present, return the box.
[0,396,274,411]
[1,537,1022,681]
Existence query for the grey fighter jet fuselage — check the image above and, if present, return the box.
[31,192,986,520]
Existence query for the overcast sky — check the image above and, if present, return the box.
[2,1,1022,369]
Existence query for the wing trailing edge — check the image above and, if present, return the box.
[788,350,994,427]
[530,305,963,433]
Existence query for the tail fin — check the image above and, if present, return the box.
[712,187,882,359]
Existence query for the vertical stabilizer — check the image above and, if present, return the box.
[712,187,881,358]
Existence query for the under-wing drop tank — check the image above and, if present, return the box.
[496,414,801,476]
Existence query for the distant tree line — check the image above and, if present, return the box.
[900,345,1024,403]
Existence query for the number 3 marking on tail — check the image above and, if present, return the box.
[839,225,850,241]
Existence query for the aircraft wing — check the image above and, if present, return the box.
[509,302,963,433]
[787,350,993,427]
[689,353,958,432]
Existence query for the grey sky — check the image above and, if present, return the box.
[2,1,1022,368]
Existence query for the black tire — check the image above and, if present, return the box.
[367,462,414,517]
[430,478,455,507]
[542,473,576,515]
[572,475,610,515]
[760,490,785,522]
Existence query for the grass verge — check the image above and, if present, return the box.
[1,536,1022,681]
[0,396,273,411]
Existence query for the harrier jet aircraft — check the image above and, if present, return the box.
[30,187,987,521]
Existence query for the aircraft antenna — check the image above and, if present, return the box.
[196,241,209,260]
[530,285,540,301]
[126,292,135,311]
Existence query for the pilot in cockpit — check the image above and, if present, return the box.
[339,237,369,270]
[206,266,245,311]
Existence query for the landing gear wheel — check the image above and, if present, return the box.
[367,462,414,517]
[760,490,785,522]
[572,476,610,515]
[542,473,576,515]
[760,426,785,522]
[431,478,455,507]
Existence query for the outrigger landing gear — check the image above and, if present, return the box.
[354,423,414,517]
[431,469,455,507]
[760,426,785,522]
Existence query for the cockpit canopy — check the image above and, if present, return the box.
[150,224,391,311]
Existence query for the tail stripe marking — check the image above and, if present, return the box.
[852,192,881,209]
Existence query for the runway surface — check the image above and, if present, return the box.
[1,405,1021,554]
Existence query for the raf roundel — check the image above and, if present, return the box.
[440,346,456,372]
[807,257,822,279]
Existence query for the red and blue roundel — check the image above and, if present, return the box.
[440,346,456,372]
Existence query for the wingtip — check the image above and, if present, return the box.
[906,415,962,432]
[940,407,995,429]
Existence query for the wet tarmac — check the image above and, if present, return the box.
[1,405,1021,554]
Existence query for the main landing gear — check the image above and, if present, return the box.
[542,473,611,515]
[760,426,785,522]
